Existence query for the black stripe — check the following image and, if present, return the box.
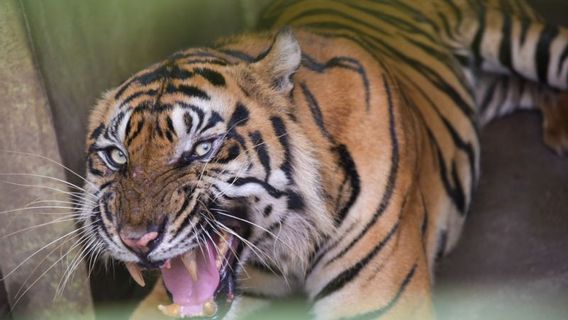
[214,144,240,164]
[228,103,250,129]
[248,260,283,276]
[168,64,194,80]
[307,22,476,120]
[89,124,105,140]
[333,144,360,226]
[499,13,513,70]
[471,8,485,67]
[479,77,499,114]
[228,177,284,199]
[88,157,103,176]
[436,230,448,261]
[195,68,226,86]
[200,111,224,133]
[110,111,125,137]
[270,116,293,182]
[321,76,399,268]
[183,112,193,134]
[286,190,305,211]
[173,196,192,222]
[314,221,400,301]
[126,119,145,146]
[301,82,333,141]
[180,104,205,133]
[166,116,177,137]
[429,130,466,213]
[519,17,531,46]
[166,83,210,100]
[306,222,355,278]
[263,205,273,217]
[173,209,202,240]
[121,89,158,108]
[101,193,114,223]
[249,131,272,180]
[536,24,559,83]
[401,74,477,212]
[251,216,288,248]
[301,53,371,111]
[558,45,568,79]
[342,264,417,320]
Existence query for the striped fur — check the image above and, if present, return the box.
[80,0,568,319]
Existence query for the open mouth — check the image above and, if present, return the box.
[125,229,240,318]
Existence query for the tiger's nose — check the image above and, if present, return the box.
[119,225,159,254]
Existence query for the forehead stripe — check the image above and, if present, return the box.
[195,68,226,87]
[200,111,224,133]
[166,84,210,100]
[227,103,250,129]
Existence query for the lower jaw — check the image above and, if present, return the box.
[158,262,237,319]
[126,230,239,319]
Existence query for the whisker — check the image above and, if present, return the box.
[212,210,294,254]
[0,173,96,197]
[211,220,285,278]
[0,150,97,189]
[0,206,84,216]
[25,199,93,207]
[1,222,95,280]
[11,235,91,307]
[13,231,92,300]
[1,216,81,239]
[57,234,103,297]
[0,180,97,201]
[201,217,246,277]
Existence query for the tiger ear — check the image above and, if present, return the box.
[253,27,302,95]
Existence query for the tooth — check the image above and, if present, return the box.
[216,232,231,269]
[216,243,226,269]
[202,299,218,317]
[181,251,198,281]
[125,262,145,287]
[158,303,181,318]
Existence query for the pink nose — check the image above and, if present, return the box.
[119,230,159,253]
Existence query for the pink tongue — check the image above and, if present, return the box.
[161,241,219,316]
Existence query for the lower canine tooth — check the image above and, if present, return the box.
[203,300,218,317]
[125,262,145,287]
[181,251,198,281]
[158,303,181,318]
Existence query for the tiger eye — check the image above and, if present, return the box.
[194,141,212,157]
[110,148,127,165]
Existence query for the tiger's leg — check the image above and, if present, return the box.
[224,263,298,320]
[474,72,568,155]
[130,279,170,320]
[305,185,433,320]
[539,90,568,155]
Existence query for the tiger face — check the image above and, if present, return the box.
[80,30,329,317]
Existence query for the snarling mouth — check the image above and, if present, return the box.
[126,230,240,318]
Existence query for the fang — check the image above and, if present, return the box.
[181,251,199,281]
[125,262,145,287]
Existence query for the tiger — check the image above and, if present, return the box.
[78,0,568,319]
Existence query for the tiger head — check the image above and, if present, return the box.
[79,29,331,317]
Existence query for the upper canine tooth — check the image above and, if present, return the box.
[181,251,198,281]
[216,242,227,269]
[125,262,145,287]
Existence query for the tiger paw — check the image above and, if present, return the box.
[541,92,568,156]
